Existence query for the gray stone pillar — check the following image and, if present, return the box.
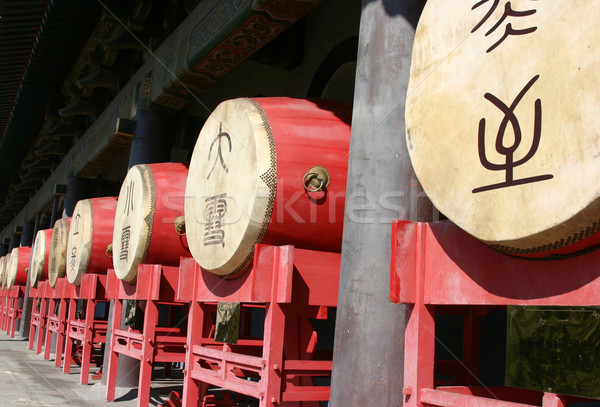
[330,1,430,406]
[103,104,171,387]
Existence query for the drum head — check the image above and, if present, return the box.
[185,98,277,276]
[30,229,49,287]
[0,256,6,289]
[112,164,154,282]
[6,248,19,289]
[48,218,69,287]
[406,1,600,254]
[66,200,93,286]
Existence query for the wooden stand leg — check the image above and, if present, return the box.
[63,298,77,374]
[182,301,204,406]
[54,299,67,368]
[105,299,123,401]
[44,300,55,361]
[80,299,95,385]
[28,305,36,350]
[36,298,46,355]
[138,300,159,407]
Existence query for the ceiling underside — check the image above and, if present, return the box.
[0,0,102,221]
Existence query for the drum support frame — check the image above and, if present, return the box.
[3,285,24,337]
[105,264,189,407]
[178,244,340,407]
[28,281,51,354]
[392,220,600,407]
[62,273,108,385]
[45,278,71,367]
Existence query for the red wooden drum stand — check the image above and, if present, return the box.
[28,281,53,354]
[178,245,340,407]
[392,220,600,407]
[62,273,109,384]
[46,278,72,368]
[0,288,5,333]
[0,287,9,334]
[105,265,189,407]
[5,285,25,338]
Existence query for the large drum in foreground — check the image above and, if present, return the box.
[7,247,31,289]
[66,197,117,285]
[185,97,351,276]
[30,229,53,288]
[112,162,190,283]
[406,2,600,257]
[48,218,71,287]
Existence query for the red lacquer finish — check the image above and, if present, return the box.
[255,98,351,252]
[88,197,117,273]
[145,163,190,264]
[10,246,31,287]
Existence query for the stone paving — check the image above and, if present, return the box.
[0,336,182,407]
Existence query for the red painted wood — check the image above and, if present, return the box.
[255,98,351,253]
[83,197,117,274]
[392,220,600,306]
[392,221,600,407]
[11,247,31,287]
[104,265,188,407]
[142,162,190,266]
[182,245,339,407]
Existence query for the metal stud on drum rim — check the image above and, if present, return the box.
[66,197,117,286]
[48,218,70,288]
[406,1,600,257]
[112,162,190,283]
[30,229,53,288]
[185,97,351,276]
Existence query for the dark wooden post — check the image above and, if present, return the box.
[330,2,430,406]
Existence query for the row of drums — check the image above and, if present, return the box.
[0,97,353,289]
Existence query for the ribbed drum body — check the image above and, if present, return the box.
[30,229,53,287]
[48,218,71,287]
[113,162,190,282]
[66,197,117,286]
[7,247,31,288]
[186,97,351,276]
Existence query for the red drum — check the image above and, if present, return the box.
[113,162,190,283]
[7,247,31,289]
[48,218,71,287]
[30,229,53,288]
[185,97,351,276]
[66,197,117,286]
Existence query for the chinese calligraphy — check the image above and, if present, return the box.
[472,0,538,53]
[473,75,553,193]
[124,180,134,216]
[120,226,131,261]
[207,122,232,179]
[203,193,227,247]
